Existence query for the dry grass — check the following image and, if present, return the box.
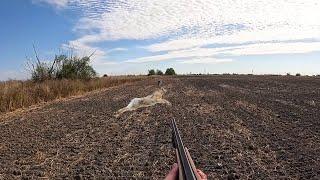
[0,76,147,114]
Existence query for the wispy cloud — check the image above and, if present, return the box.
[36,0,320,66]
[144,28,320,53]
[126,42,320,63]
[225,42,320,56]
[32,0,69,8]
[107,48,128,53]
[177,58,233,64]
[69,0,320,41]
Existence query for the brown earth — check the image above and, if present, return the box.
[1,75,320,179]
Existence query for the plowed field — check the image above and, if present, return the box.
[1,75,319,179]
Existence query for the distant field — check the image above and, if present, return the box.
[0,75,319,179]
[0,76,147,114]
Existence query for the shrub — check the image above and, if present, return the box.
[148,69,156,76]
[296,73,301,76]
[286,73,291,76]
[27,46,56,82]
[31,62,55,82]
[55,55,96,80]
[156,69,164,75]
[165,68,176,75]
[29,55,97,82]
[27,46,96,82]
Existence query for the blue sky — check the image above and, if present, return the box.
[1,0,320,80]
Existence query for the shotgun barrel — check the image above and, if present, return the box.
[171,118,198,180]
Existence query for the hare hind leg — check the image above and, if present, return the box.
[157,99,172,106]
[115,107,131,117]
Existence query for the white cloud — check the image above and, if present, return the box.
[69,0,320,41]
[107,48,128,53]
[37,0,320,68]
[32,0,69,8]
[145,28,320,52]
[225,42,320,56]
[62,39,106,59]
[177,58,233,64]
[126,41,320,63]
[125,47,225,63]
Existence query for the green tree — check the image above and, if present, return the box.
[165,68,176,75]
[148,69,156,76]
[156,69,164,75]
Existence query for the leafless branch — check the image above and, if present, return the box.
[33,44,41,65]
[88,50,96,58]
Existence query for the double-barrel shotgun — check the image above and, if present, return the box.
[171,119,200,180]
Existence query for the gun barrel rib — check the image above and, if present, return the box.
[171,118,197,180]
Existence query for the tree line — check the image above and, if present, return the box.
[148,68,176,76]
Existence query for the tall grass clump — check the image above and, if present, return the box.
[0,76,146,114]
